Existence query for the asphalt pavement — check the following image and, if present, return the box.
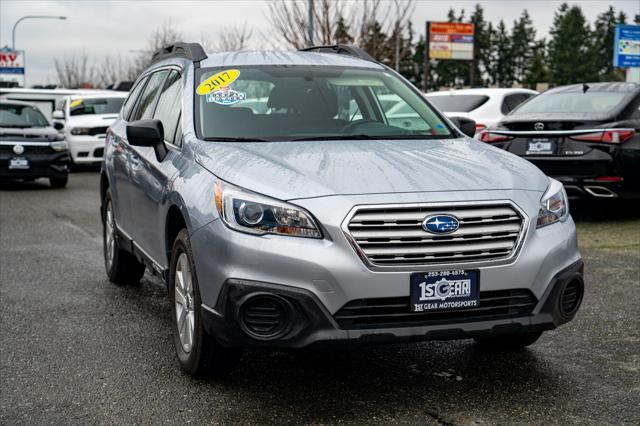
[1,173,639,425]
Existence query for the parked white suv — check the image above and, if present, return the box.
[425,88,538,134]
[53,93,127,166]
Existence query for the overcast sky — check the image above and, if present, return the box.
[1,0,638,86]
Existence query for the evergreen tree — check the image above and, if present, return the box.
[470,4,491,86]
[489,20,515,86]
[548,3,597,85]
[524,40,550,89]
[359,20,390,64]
[511,10,536,84]
[591,7,626,81]
[333,15,353,44]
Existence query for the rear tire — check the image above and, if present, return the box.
[102,189,145,285]
[474,331,543,350]
[49,176,68,188]
[169,229,241,377]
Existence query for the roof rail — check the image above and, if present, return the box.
[298,44,377,63]
[151,42,208,65]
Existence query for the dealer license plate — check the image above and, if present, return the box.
[9,157,30,170]
[526,138,555,155]
[410,270,479,312]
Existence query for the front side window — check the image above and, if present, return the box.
[0,104,49,128]
[131,70,169,121]
[195,66,452,141]
[69,98,125,116]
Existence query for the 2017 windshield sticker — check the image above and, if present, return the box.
[206,88,247,105]
[196,69,240,95]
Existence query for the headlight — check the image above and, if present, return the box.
[214,180,322,238]
[537,178,568,228]
[50,141,68,152]
[70,127,91,135]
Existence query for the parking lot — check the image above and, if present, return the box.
[0,173,638,425]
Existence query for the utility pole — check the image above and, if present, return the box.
[307,0,314,47]
[423,22,430,92]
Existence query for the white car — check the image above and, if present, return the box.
[53,93,127,165]
[425,88,538,134]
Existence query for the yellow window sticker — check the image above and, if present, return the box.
[196,69,240,95]
[70,100,83,108]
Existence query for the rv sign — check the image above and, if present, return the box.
[0,48,25,87]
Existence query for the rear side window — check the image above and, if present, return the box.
[122,77,148,121]
[426,95,489,112]
[130,70,169,121]
[153,71,182,145]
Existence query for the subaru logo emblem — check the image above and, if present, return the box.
[534,122,545,131]
[13,144,24,155]
[422,214,460,234]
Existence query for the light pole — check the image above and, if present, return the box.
[12,15,67,50]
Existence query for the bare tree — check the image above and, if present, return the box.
[54,51,96,88]
[266,0,413,54]
[131,21,183,75]
[95,54,138,88]
[202,23,253,52]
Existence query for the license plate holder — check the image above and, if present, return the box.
[9,157,30,170]
[410,270,479,312]
[526,138,555,155]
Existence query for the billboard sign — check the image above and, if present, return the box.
[428,22,474,60]
[614,24,640,68]
[0,48,25,87]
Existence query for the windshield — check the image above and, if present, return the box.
[426,94,489,112]
[196,66,452,141]
[69,97,125,116]
[512,91,628,115]
[0,104,49,128]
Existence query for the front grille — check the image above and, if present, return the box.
[334,289,537,329]
[88,127,108,136]
[345,203,525,266]
[0,145,52,155]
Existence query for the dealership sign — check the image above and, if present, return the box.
[0,48,25,87]
[428,22,474,60]
[614,24,640,68]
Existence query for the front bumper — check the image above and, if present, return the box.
[0,152,70,180]
[67,136,105,163]
[190,190,582,348]
[202,260,584,348]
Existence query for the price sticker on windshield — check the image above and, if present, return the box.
[196,69,240,95]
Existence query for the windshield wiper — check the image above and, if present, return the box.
[203,136,271,142]
[288,134,443,141]
[1,124,33,129]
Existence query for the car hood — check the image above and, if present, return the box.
[0,126,60,142]
[66,114,119,127]
[194,138,548,200]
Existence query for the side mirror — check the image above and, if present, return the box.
[126,119,167,162]
[53,122,64,131]
[449,116,477,138]
[52,110,65,120]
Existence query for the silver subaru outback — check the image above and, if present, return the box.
[100,43,583,377]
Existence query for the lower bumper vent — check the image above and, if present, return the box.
[334,289,537,330]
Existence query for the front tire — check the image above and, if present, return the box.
[474,331,543,350]
[169,229,241,377]
[49,176,68,188]
[102,189,145,285]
